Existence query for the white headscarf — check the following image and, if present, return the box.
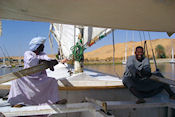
[29,37,46,51]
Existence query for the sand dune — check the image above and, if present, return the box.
[84,39,175,60]
[1,39,174,61]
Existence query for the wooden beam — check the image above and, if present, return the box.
[150,75,175,86]
[106,101,169,109]
[0,62,56,84]
[0,84,125,91]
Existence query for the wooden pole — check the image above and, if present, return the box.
[0,62,52,84]
[150,75,175,86]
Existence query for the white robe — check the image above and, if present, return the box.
[8,51,59,106]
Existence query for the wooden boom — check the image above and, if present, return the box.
[0,62,50,84]
[150,75,175,86]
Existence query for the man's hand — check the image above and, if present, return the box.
[140,68,152,78]
[60,58,68,64]
[136,70,142,78]
[48,60,58,71]
[39,59,58,71]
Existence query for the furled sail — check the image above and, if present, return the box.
[49,23,111,60]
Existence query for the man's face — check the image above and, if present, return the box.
[36,44,44,55]
[135,48,144,61]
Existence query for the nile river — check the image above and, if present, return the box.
[0,63,175,80]
[85,63,175,80]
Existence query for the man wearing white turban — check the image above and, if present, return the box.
[8,37,67,107]
[29,37,46,51]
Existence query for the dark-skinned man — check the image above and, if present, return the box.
[123,46,175,104]
[8,37,67,107]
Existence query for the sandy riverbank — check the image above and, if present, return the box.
[84,39,175,60]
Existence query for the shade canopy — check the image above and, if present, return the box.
[0,0,175,32]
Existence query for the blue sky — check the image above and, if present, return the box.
[0,20,174,57]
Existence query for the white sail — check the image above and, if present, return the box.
[50,24,80,59]
[50,23,111,59]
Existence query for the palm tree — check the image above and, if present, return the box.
[155,45,166,58]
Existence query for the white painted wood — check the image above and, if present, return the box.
[106,101,169,109]
[1,102,96,116]
[88,110,115,117]
[85,97,105,107]
[85,97,107,113]
[1,100,173,116]
[74,61,83,73]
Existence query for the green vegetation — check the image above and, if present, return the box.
[155,45,166,58]
[84,62,122,65]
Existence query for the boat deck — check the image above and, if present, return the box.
[0,63,124,91]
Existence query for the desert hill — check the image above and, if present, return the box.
[0,39,174,61]
[84,39,175,60]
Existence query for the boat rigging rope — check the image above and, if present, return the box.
[143,32,149,59]
[112,30,116,73]
[112,30,121,78]
[148,32,159,71]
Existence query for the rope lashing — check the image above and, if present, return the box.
[70,40,85,62]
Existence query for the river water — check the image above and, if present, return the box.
[85,63,175,80]
[0,67,23,76]
[0,63,175,80]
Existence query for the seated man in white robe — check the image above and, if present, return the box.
[8,37,67,107]
[123,46,175,104]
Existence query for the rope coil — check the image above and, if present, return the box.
[70,40,85,62]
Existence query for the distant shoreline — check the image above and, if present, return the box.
[84,58,173,65]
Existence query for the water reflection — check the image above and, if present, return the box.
[172,64,175,79]
[85,63,175,80]
[0,63,175,81]
[0,67,23,76]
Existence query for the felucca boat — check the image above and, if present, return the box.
[0,0,175,116]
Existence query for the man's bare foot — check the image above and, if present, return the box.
[136,98,146,104]
[55,99,67,104]
[12,104,25,108]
